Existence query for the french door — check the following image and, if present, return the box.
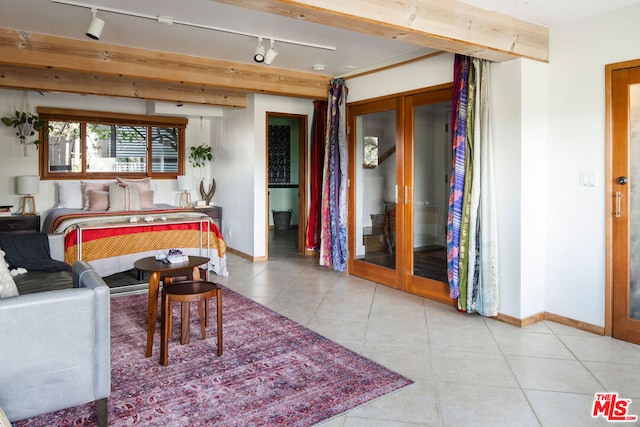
[347,84,454,304]
[610,63,640,344]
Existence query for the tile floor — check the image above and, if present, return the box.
[109,230,640,426]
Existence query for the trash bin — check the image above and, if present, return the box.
[272,209,292,230]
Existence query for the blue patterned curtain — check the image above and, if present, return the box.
[447,55,499,316]
[319,79,348,271]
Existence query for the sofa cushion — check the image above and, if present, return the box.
[0,233,71,273]
[13,271,73,294]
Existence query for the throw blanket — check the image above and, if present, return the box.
[0,233,71,272]
[44,208,228,277]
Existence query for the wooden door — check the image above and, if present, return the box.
[611,64,640,344]
[347,97,403,289]
[404,88,454,304]
[347,84,454,303]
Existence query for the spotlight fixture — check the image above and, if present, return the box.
[264,39,278,65]
[85,7,105,40]
[253,37,265,63]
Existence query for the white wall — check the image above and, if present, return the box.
[0,89,220,220]
[544,4,640,326]
[347,53,454,103]
[491,59,549,319]
[215,93,314,258]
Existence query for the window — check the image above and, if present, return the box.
[38,108,187,179]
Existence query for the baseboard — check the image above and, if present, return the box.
[543,312,605,335]
[493,311,545,328]
[493,310,604,335]
[226,247,267,262]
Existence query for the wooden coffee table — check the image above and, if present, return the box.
[134,255,210,357]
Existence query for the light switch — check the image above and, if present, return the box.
[580,172,596,187]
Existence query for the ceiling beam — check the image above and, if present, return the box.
[0,64,248,108]
[213,0,549,63]
[0,29,332,104]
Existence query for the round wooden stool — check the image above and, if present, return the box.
[160,280,222,366]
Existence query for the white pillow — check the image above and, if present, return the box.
[109,183,141,211]
[57,181,83,209]
[0,249,18,298]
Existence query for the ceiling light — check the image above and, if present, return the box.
[254,37,265,63]
[264,39,278,65]
[312,64,326,71]
[85,7,105,40]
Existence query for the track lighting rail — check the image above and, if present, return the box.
[50,0,336,51]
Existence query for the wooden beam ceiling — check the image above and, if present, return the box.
[0,29,331,107]
[0,64,248,108]
[0,0,548,106]
[213,0,549,63]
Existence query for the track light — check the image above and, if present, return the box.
[253,37,265,63]
[85,7,104,40]
[264,39,278,65]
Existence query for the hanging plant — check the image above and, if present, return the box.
[188,144,212,168]
[1,111,46,147]
[188,143,215,204]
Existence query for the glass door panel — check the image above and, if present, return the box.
[629,82,640,321]
[412,102,451,282]
[354,109,397,272]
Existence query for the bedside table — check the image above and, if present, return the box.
[194,206,222,232]
[0,215,40,233]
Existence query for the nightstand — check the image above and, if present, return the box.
[0,215,40,234]
[194,206,222,232]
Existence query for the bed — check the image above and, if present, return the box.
[43,179,228,278]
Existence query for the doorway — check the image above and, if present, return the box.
[266,113,307,258]
[347,84,454,304]
[608,60,640,345]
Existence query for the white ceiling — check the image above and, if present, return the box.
[1,0,639,77]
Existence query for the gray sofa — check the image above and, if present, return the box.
[0,233,110,426]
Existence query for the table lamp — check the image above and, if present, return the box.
[177,175,191,208]
[17,175,39,215]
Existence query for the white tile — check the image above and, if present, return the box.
[360,342,434,381]
[506,356,603,394]
[559,335,640,364]
[494,332,575,359]
[431,349,519,387]
[437,382,539,427]
[346,380,441,426]
[524,390,616,427]
[583,361,640,399]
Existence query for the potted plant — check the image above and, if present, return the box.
[189,144,212,168]
[189,144,216,204]
[1,111,46,147]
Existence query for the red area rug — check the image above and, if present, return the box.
[17,287,413,426]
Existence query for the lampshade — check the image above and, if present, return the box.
[16,175,40,195]
[176,175,190,192]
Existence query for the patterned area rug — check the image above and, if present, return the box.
[16,287,413,426]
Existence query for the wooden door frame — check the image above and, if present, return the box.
[605,58,640,337]
[347,96,403,288]
[347,83,454,302]
[265,112,308,258]
[403,86,455,305]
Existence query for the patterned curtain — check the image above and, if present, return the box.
[447,55,499,316]
[305,100,327,251]
[319,79,348,271]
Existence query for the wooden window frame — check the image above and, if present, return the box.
[38,107,187,180]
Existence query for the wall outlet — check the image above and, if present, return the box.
[227,228,232,238]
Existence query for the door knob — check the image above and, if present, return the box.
[617,176,628,185]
